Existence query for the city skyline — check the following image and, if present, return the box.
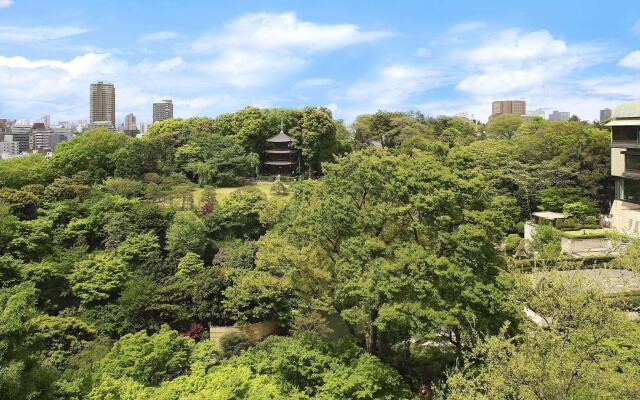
[0,1,639,123]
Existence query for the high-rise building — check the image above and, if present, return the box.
[153,100,173,123]
[90,81,116,128]
[123,113,140,137]
[38,115,51,128]
[0,135,19,160]
[9,122,32,153]
[0,119,8,138]
[600,108,612,123]
[51,126,72,149]
[548,110,570,121]
[124,113,137,131]
[608,101,640,236]
[523,108,545,119]
[491,100,526,117]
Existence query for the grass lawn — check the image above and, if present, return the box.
[192,182,292,203]
[559,228,609,239]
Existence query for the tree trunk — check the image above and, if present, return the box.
[366,307,379,355]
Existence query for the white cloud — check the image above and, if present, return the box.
[294,78,334,88]
[416,47,430,57]
[448,21,487,34]
[619,50,640,69]
[0,52,209,123]
[344,65,440,111]
[138,31,179,43]
[188,11,392,87]
[191,11,392,53]
[580,75,640,98]
[0,25,89,42]
[199,50,305,87]
[0,0,13,8]
[325,103,338,114]
[467,29,566,64]
[456,29,602,98]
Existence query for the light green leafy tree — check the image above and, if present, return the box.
[69,253,129,305]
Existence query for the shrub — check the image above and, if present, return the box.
[504,234,522,255]
[269,178,289,196]
[219,332,251,358]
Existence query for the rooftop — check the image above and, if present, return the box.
[267,131,296,143]
[611,100,640,119]
[532,211,568,220]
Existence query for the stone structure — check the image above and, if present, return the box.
[209,320,279,344]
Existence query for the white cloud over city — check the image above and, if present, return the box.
[0,10,637,123]
[0,25,89,42]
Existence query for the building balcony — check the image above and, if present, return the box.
[611,140,640,149]
[623,170,640,179]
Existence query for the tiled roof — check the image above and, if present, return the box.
[612,101,640,119]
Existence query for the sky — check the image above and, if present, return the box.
[0,0,639,124]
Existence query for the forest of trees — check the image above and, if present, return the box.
[1,107,638,399]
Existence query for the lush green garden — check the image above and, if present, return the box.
[1,108,639,399]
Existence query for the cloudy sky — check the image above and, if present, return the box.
[0,0,639,124]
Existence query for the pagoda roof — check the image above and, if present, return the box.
[267,131,296,143]
[265,160,297,166]
[265,149,297,154]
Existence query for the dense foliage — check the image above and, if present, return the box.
[0,107,633,399]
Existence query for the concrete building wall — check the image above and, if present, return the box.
[610,200,640,236]
[560,237,611,254]
[612,148,625,177]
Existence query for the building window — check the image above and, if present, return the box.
[627,154,640,171]
[620,178,640,202]
[612,126,639,142]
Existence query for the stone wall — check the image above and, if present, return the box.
[209,320,279,344]
[560,237,611,255]
[610,200,640,236]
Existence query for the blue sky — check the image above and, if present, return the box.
[0,0,639,124]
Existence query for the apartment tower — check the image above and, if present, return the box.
[153,100,173,123]
[90,81,116,128]
[491,100,526,117]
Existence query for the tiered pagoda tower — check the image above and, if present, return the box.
[263,123,300,176]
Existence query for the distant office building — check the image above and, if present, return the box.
[523,108,545,119]
[76,120,89,133]
[90,81,116,128]
[153,100,173,123]
[600,108,612,123]
[139,122,147,135]
[9,123,32,153]
[0,119,9,137]
[38,115,51,128]
[50,126,72,149]
[548,110,570,121]
[491,100,526,117]
[124,113,136,131]
[29,123,50,152]
[0,135,20,159]
[122,113,139,137]
[88,121,116,131]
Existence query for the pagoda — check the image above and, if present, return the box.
[263,123,300,176]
